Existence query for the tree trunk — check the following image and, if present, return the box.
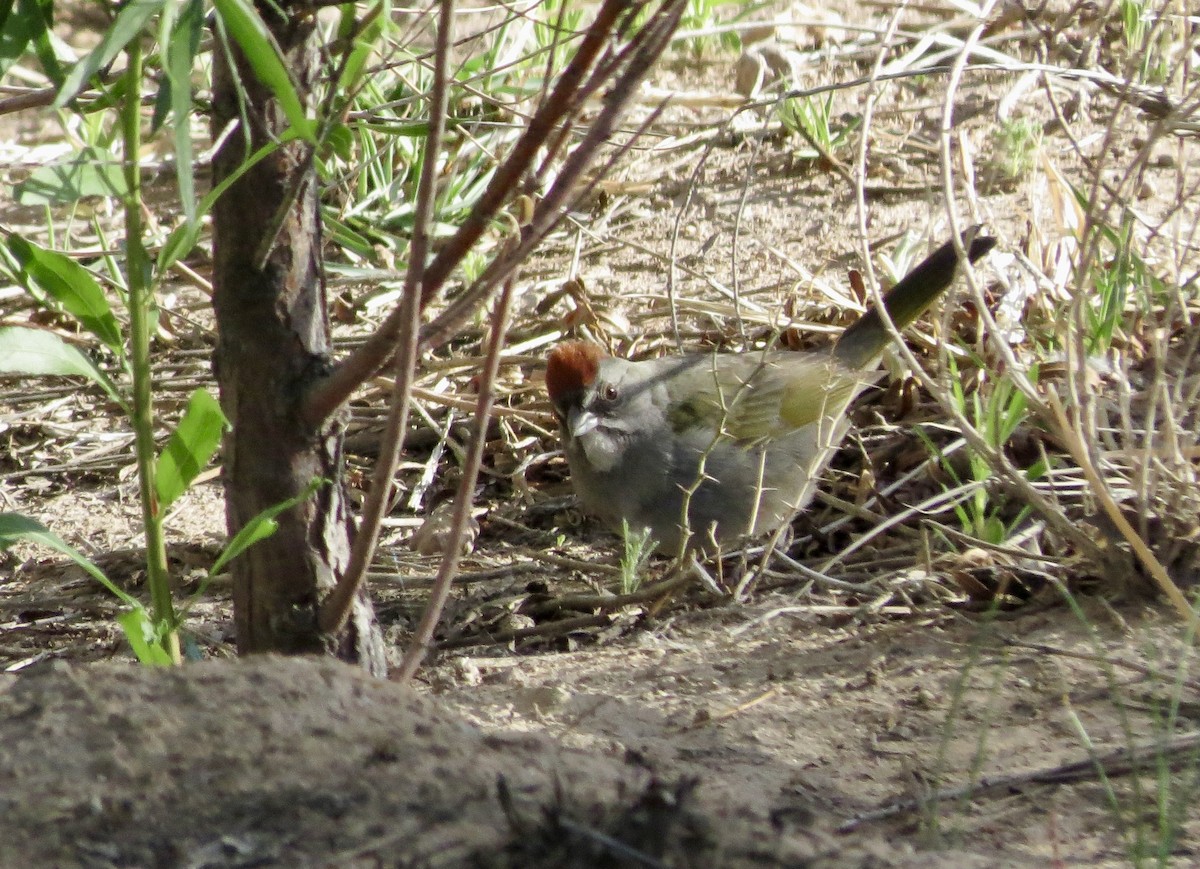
[209,4,386,673]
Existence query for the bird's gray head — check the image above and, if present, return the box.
[545,342,665,473]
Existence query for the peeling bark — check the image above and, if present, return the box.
[210,4,385,673]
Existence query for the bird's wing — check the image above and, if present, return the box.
[664,353,864,445]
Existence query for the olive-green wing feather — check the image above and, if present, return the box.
[660,230,996,448]
[665,353,862,445]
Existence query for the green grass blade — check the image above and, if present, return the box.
[2,0,63,85]
[156,140,279,273]
[0,512,137,607]
[209,478,326,579]
[116,609,176,666]
[163,0,204,225]
[53,0,165,106]
[211,0,315,141]
[182,479,326,614]
[3,502,177,666]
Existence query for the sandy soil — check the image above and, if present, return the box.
[0,603,1194,867]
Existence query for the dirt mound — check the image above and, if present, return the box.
[0,656,821,868]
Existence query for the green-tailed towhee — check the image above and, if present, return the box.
[545,229,996,554]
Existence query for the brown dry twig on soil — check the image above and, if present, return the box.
[838,729,1200,833]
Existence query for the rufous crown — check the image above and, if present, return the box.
[546,341,606,401]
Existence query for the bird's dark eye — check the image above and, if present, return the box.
[601,383,619,402]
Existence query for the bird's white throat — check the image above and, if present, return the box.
[578,430,622,473]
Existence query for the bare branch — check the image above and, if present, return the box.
[392,272,518,684]
[420,1,686,350]
[838,730,1200,833]
[318,0,453,637]
[302,0,636,425]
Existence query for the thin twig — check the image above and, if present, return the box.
[520,569,698,618]
[1045,389,1196,626]
[318,0,454,636]
[0,70,124,116]
[303,0,636,424]
[393,271,517,682]
[838,730,1200,833]
[437,613,615,650]
[418,2,686,351]
[844,1,1111,569]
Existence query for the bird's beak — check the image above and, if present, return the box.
[567,407,599,438]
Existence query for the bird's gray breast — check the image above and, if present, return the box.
[566,423,674,532]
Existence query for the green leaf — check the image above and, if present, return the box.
[0,512,137,606]
[12,146,129,204]
[983,515,1006,546]
[0,0,62,84]
[72,73,130,115]
[326,122,353,162]
[0,0,38,80]
[0,513,175,665]
[5,233,123,354]
[150,67,172,133]
[322,213,379,260]
[213,516,277,576]
[116,609,175,666]
[210,478,325,578]
[157,138,280,274]
[54,0,165,107]
[163,0,203,225]
[25,0,62,84]
[212,0,315,142]
[156,221,201,273]
[155,388,229,510]
[180,479,323,617]
[335,0,388,94]
[0,327,124,408]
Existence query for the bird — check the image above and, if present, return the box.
[545,229,996,556]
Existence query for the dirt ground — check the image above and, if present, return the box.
[3,0,1200,866]
[2,603,1194,868]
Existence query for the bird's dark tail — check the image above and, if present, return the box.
[833,228,996,369]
